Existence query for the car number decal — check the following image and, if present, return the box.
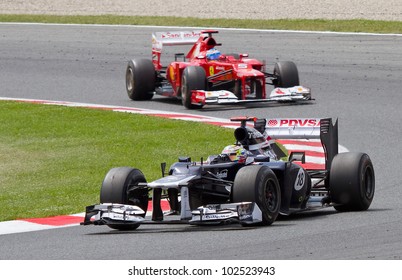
[294,168,305,191]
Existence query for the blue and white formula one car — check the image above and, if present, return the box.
[82,117,375,230]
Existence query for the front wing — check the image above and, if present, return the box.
[81,203,145,226]
[190,86,312,106]
[81,202,264,227]
[190,202,263,225]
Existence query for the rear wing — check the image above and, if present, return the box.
[152,30,202,69]
[265,118,338,171]
[231,117,338,171]
[265,118,321,139]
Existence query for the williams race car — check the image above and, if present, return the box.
[82,117,375,230]
[125,30,312,109]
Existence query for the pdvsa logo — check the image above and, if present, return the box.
[280,119,320,127]
[267,119,320,127]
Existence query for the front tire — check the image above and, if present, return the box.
[100,167,149,230]
[126,59,155,101]
[232,165,281,226]
[330,153,375,211]
[274,61,300,88]
[181,66,206,109]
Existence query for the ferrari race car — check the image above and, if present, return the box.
[82,117,375,230]
[125,30,312,109]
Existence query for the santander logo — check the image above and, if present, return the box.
[161,31,201,39]
[268,119,320,127]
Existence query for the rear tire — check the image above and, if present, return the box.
[330,153,375,211]
[100,167,149,230]
[126,59,155,101]
[274,61,300,88]
[181,66,206,109]
[232,165,281,226]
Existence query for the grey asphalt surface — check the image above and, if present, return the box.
[0,23,402,259]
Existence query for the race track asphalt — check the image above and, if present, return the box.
[0,23,402,259]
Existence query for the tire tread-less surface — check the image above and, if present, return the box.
[126,59,155,101]
[181,66,206,109]
[273,61,300,88]
[100,167,149,230]
[330,152,375,211]
[232,165,281,226]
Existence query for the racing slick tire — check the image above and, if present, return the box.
[100,167,149,230]
[181,66,206,109]
[126,59,155,101]
[232,165,281,226]
[330,152,375,212]
[273,61,300,88]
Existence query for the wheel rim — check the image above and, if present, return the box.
[363,165,374,200]
[126,177,148,216]
[126,67,134,92]
[126,176,137,204]
[265,180,279,212]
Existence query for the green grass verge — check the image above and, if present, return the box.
[0,101,233,221]
[0,13,398,221]
[1,14,401,34]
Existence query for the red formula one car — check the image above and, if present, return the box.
[125,30,312,109]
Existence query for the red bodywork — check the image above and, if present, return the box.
[152,30,268,100]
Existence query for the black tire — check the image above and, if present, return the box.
[100,167,149,230]
[181,66,206,109]
[252,79,263,99]
[125,59,155,101]
[274,61,300,88]
[330,153,375,211]
[232,165,281,226]
[234,80,242,99]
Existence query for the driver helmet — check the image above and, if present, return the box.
[206,48,221,60]
[221,145,248,163]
